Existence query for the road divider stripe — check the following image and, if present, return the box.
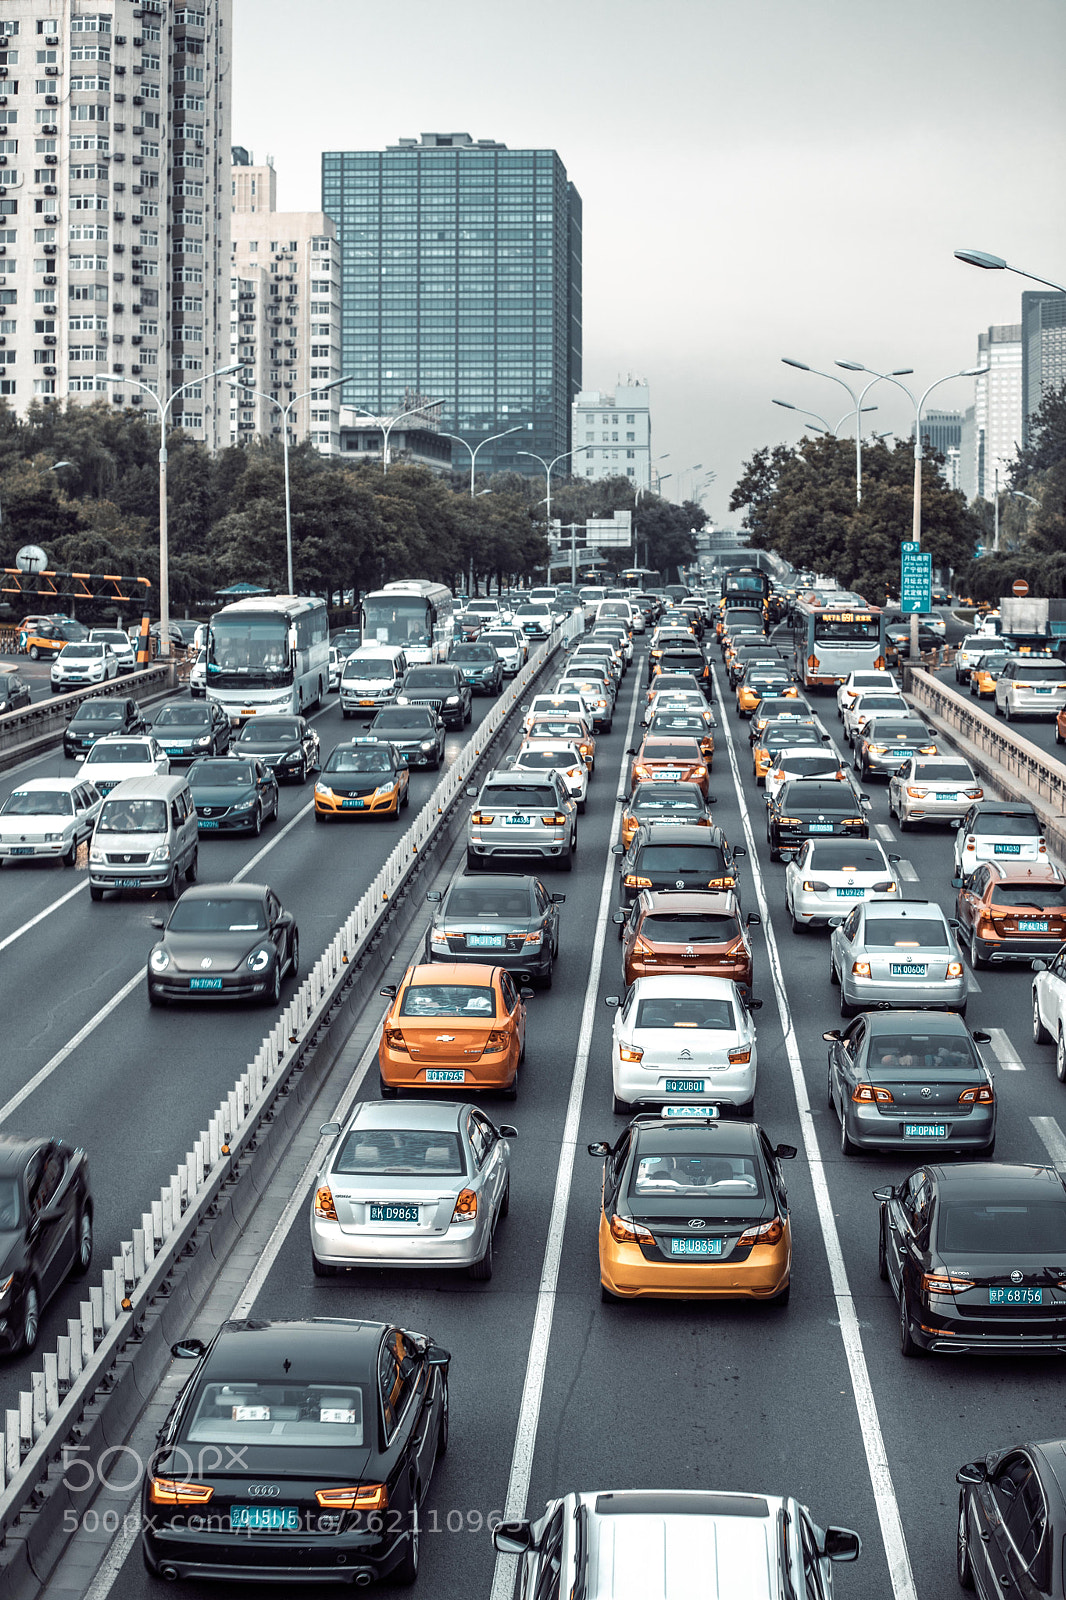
[875,822,896,843]
[712,665,918,1600]
[0,878,87,953]
[897,859,919,882]
[986,1027,1025,1071]
[1032,1115,1066,1166]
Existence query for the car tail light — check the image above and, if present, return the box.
[383,1027,408,1052]
[777,815,801,825]
[316,1484,388,1511]
[919,744,937,755]
[738,1216,785,1247]
[906,787,928,798]
[430,928,449,946]
[851,961,872,977]
[1040,839,1048,853]
[580,743,591,757]
[541,813,567,826]
[707,875,735,889]
[965,789,983,799]
[869,744,887,754]
[609,1213,653,1244]
[727,1047,752,1064]
[958,1084,994,1104]
[947,961,964,978]
[693,765,707,778]
[874,655,886,670]
[632,764,650,781]
[808,654,819,671]
[619,1044,644,1062]
[314,1185,338,1220]
[871,880,897,892]
[523,929,544,945]
[471,811,495,825]
[845,817,865,826]
[852,1082,893,1103]
[149,1478,215,1506]
[624,874,652,888]
[484,1028,510,1052]
[452,1188,478,1219]
[802,880,830,891]
[633,935,653,955]
[922,1272,972,1297]
[965,835,976,848]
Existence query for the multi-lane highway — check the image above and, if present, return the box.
[35,615,1066,1600]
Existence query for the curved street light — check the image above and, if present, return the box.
[440,424,526,496]
[954,249,1066,295]
[346,399,444,477]
[783,356,912,503]
[518,446,592,585]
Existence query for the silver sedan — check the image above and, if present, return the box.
[829,898,967,1017]
[309,1100,515,1280]
[887,756,982,830]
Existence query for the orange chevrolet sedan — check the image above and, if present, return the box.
[378,963,531,1099]
[627,737,710,796]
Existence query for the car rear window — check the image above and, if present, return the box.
[187,1382,366,1448]
[991,884,1066,908]
[868,1033,979,1078]
[632,1151,760,1198]
[446,886,532,918]
[643,741,701,760]
[1010,662,1066,680]
[938,1201,1066,1255]
[911,763,974,783]
[405,669,456,689]
[807,843,886,870]
[400,984,497,1018]
[641,912,738,942]
[866,721,928,741]
[334,1128,463,1175]
[637,845,726,873]
[85,741,150,764]
[971,812,1040,837]
[863,916,947,947]
[481,785,559,809]
[780,783,857,810]
[372,708,434,729]
[634,996,736,1031]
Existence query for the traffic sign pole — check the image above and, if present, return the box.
[900,539,932,663]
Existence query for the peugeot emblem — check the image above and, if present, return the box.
[1011,1270,1024,1284]
[685,945,694,956]
[437,1034,455,1043]
[675,879,686,889]
[920,1086,932,1099]
[200,957,212,970]
[688,1218,706,1228]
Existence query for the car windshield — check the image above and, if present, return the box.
[97,798,167,833]
[938,1201,1066,1255]
[187,1381,366,1448]
[481,786,558,809]
[405,670,455,689]
[400,985,497,1017]
[632,1151,761,1198]
[71,703,124,725]
[807,843,886,870]
[85,742,150,764]
[334,1128,464,1175]
[445,885,531,918]
[167,898,268,933]
[991,883,1066,908]
[868,1033,979,1078]
[638,846,726,873]
[452,646,496,662]
[153,704,209,728]
[641,912,738,942]
[60,644,102,660]
[194,762,253,786]
[1011,662,1066,680]
[372,708,434,730]
[972,812,1041,836]
[863,916,947,948]
[344,657,395,678]
[2,788,73,816]
[326,747,395,774]
[634,996,736,1030]
[911,763,973,782]
[238,718,301,742]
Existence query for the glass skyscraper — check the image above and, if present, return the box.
[322,133,582,477]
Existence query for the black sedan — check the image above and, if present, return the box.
[424,872,564,986]
[147,883,299,1007]
[0,672,32,715]
[875,1162,1066,1357]
[957,1438,1066,1596]
[232,715,321,783]
[151,698,231,762]
[368,704,446,769]
[142,1317,449,1585]
[188,758,279,835]
[0,1135,92,1355]
[766,778,869,860]
[62,695,145,758]
[398,665,472,729]
[450,642,504,696]
[824,1009,995,1157]
[615,822,743,910]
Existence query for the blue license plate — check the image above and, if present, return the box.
[341,798,364,808]
[994,843,1021,854]
[665,1078,705,1092]
[836,887,863,897]
[165,746,183,755]
[230,1505,300,1532]
[891,963,927,976]
[989,1286,1044,1305]
[10,846,33,856]
[198,819,220,829]
[935,792,956,801]
[904,1123,947,1139]
[889,749,914,758]
[809,823,833,832]
[116,877,141,888]
[505,815,532,826]
[1019,920,1050,932]
[1034,687,1053,694]
[190,977,224,990]
[369,1203,419,1222]
[426,1069,465,1083]
[670,1237,723,1256]
[467,934,505,948]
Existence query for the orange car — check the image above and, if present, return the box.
[378,962,530,1099]
[627,737,710,795]
[1056,705,1066,746]
[953,861,1066,968]
[618,780,713,850]
[645,706,715,763]
[736,673,797,717]
[614,889,758,992]
[588,1114,794,1303]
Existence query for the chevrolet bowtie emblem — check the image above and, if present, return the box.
[437,1034,455,1042]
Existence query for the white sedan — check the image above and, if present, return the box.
[887,756,982,829]
[0,775,103,867]
[51,642,119,693]
[77,734,170,795]
[511,739,589,812]
[524,692,593,733]
[764,746,850,803]
[604,974,761,1117]
[479,628,526,675]
[784,837,901,932]
[835,669,898,719]
[842,689,910,745]
[1033,950,1066,1079]
[89,628,137,674]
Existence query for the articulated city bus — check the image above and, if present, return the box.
[360,580,454,664]
[791,595,887,689]
[207,595,330,721]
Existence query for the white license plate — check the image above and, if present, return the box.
[426,1069,465,1083]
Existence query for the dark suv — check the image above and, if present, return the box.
[614,821,744,910]
[399,665,472,729]
[450,642,504,696]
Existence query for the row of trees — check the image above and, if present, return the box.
[0,400,704,619]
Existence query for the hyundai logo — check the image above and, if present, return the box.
[688,1219,706,1228]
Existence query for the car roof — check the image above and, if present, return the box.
[628,974,741,999]
[10,776,83,793]
[862,898,944,920]
[208,1318,388,1381]
[985,861,1065,884]
[640,889,738,913]
[630,1120,761,1156]
[448,872,535,892]
[968,801,1039,817]
[407,961,497,984]
[927,1164,1064,1199]
[863,1009,970,1036]
[347,1100,465,1134]
[180,882,269,902]
[634,824,725,845]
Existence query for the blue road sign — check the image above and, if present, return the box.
[900,542,931,614]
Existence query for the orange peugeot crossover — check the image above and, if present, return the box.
[953,861,1066,968]
[378,963,531,1099]
[627,737,710,795]
[615,889,758,993]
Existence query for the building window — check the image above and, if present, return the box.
[626,432,635,442]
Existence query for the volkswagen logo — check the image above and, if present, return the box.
[920,1086,932,1099]
[688,1219,706,1228]
[675,879,686,889]
[200,957,213,970]
[847,878,854,886]
[1011,1270,1024,1284]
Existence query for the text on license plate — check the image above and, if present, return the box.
[369,1203,419,1223]
[1019,920,1050,932]
[10,846,33,855]
[230,1505,300,1532]
[989,1286,1044,1304]
[198,819,219,829]
[808,822,833,832]
[1034,687,1053,694]
[116,877,141,887]
[341,798,363,808]
[836,887,863,896]
[164,746,183,755]
[994,843,1021,854]
[665,1078,705,1092]
[190,977,224,990]
[891,963,927,976]
[425,1069,465,1083]
[904,1123,947,1139]
[890,749,914,758]
[670,1237,723,1256]
[935,792,956,800]
[505,815,532,825]
[653,771,683,779]
[467,934,504,948]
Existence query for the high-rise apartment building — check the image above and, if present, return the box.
[573,383,651,487]
[322,132,582,478]
[1021,290,1066,446]
[958,324,1022,501]
[0,0,232,445]
[229,147,341,453]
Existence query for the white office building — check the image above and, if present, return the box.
[959,323,1022,501]
[572,381,651,486]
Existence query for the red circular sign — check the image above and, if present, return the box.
[1012,578,1030,596]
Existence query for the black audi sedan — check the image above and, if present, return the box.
[62,696,145,759]
[232,715,320,784]
[188,758,280,836]
[450,642,504,696]
[0,1135,92,1355]
[424,872,564,986]
[142,1317,449,1585]
[956,1437,1066,1596]
[150,699,231,762]
[614,822,743,910]
[147,883,298,1007]
[398,665,472,729]
[875,1163,1066,1357]
[368,704,447,769]
[766,778,869,860]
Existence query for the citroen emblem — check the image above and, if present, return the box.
[920,1086,932,1099]
[200,957,212,970]
[1011,1270,1024,1284]
[678,1049,692,1061]
[688,1219,706,1228]
[437,1034,455,1043]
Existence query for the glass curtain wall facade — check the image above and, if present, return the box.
[322,136,581,477]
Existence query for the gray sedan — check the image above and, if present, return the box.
[309,1100,516,1280]
[829,898,967,1017]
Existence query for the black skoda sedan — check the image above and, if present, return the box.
[0,1135,93,1355]
[146,883,298,1007]
[142,1317,449,1585]
[875,1162,1066,1357]
[424,872,564,987]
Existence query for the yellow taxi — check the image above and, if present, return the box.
[313,737,409,820]
[377,963,530,1099]
[588,1111,795,1303]
[751,718,825,783]
[969,651,1009,698]
[736,672,797,717]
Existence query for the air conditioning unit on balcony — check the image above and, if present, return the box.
[112,363,124,373]
[42,123,57,135]
[45,94,58,106]
[43,243,56,256]
[43,274,56,285]
[131,335,142,345]
[113,211,126,221]
[131,364,142,374]
[43,183,56,195]
[131,245,141,255]
[45,65,59,77]
[113,302,125,313]
[43,213,57,224]
[130,272,142,284]
[44,154,57,165]
[113,242,124,253]
[44,365,56,376]
[112,333,124,344]
[0,67,8,79]
[43,335,56,346]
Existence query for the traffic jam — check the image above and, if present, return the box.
[3,574,1066,1598]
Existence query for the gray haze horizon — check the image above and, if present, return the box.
[233,0,1066,532]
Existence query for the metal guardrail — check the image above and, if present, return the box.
[0,665,180,758]
[907,667,1066,814]
[0,609,584,1538]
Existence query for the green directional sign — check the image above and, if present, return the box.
[900,540,931,614]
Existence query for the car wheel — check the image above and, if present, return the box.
[957,1494,976,1591]
[899,1288,922,1357]
[288,931,299,979]
[468,1231,493,1281]
[297,755,307,785]
[537,952,553,990]
[342,708,352,720]
[1057,1028,1066,1085]
[577,797,586,814]
[839,1113,857,1156]
[789,895,804,936]
[164,868,181,902]
[969,928,988,970]
[464,702,472,725]
[185,848,198,885]
[252,804,262,838]
[1005,702,1013,722]
[62,838,77,868]
[899,812,911,832]
[436,1377,449,1457]
[1057,724,1065,745]
[827,1065,836,1112]
[72,1208,93,1278]
[1034,991,1052,1045]
[311,1252,337,1278]
[499,1178,510,1219]
[391,1514,420,1586]
[89,884,104,903]
[29,645,39,660]
[401,783,410,809]
[264,961,281,1008]
[466,849,481,872]
[560,845,573,873]
[379,1077,398,1099]
[502,1068,518,1101]
[20,1281,40,1354]
[829,948,839,985]
[612,1093,631,1116]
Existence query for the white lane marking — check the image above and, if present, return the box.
[712,666,918,1600]
[233,800,313,881]
[875,822,896,843]
[488,669,642,1600]
[84,1513,141,1600]
[986,1027,1025,1071]
[1032,1115,1066,1166]
[0,969,142,1126]
[0,877,87,952]
[967,973,982,994]
[897,859,919,882]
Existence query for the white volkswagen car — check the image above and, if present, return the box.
[50,641,119,693]
[77,734,170,795]
[888,756,983,830]
[511,739,589,812]
[0,776,103,867]
[994,656,1066,720]
[604,974,761,1117]
[784,837,900,932]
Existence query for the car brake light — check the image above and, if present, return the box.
[802,880,830,891]
[947,961,964,978]
[315,1484,388,1511]
[965,835,976,847]
[727,1047,751,1064]
[471,811,495,825]
[633,935,653,955]
[871,880,897,892]
[906,787,928,798]
[922,1272,973,1297]
[149,1478,215,1506]
[852,1082,893,1102]
[451,1188,478,1220]
[738,1216,784,1247]
[609,1213,653,1244]
[484,1028,510,1052]
[314,1185,338,1220]
[623,873,652,888]
[383,1027,409,1052]
[619,1044,643,1062]
[919,744,937,755]
[523,929,544,945]
[958,1084,994,1104]
[851,961,872,977]
[541,813,567,826]
[632,764,650,781]
[965,789,983,799]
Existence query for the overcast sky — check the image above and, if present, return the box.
[232,0,1066,527]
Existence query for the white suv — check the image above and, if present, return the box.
[954,802,1046,879]
[994,656,1066,720]
[1033,950,1066,1080]
[51,641,119,692]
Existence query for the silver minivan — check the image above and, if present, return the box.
[340,645,408,718]
[88,773,198,901]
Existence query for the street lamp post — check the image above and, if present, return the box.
[229,374,351,594]
[439,424,526,496]
[783,356,912,503]
[517,446,592,586]
[954,249,1066,296]
[346,399,444,476]
[773,400,879,438]
[101,362,242,656]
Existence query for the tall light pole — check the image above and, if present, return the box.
[440,424,526,496]
[101,362,242,656]
[783,356,911,503]
[518,445,592,587]
[346,399,444,475]
[229,374,351,594]
[954,249,1066,295]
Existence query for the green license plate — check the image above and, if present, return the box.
[467,934,504,948]
[425,1069,465,1083]
[1019,920,1049,932]
[198,819,220,829]
[341,798,364,808]
[989,1287,1043,1304]
[904,1123,947,1138]
[190,977,224,990]
[230,1505,300,1532]
[994,843,1021,854]
[10,846,33,856]
[369,1203,419,1222]
[836,887,863,896]
[665,1078,705,1092]
[809,823,833,832]
[670,1237,723,1256]
[891,963,926,976]
[116,877,141,888]
[935,792,956,800]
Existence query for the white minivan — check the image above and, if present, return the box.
[340,645,408,717]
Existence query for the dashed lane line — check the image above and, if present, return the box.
[1032,1115,1066,1166]
[986,1027,1025,1072]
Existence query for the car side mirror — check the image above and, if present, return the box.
[823,1029,841,1041]
[425,1344,451,1368]
[888,854,901,863]
[465,785,477,797]
[171,1339,206,1360]
[871,1185,895,1202]
[587,1141,610,1158]
[747,997,763,1010]
[520,986,534,1000]
[707,794,719,804]
[821,732,831,741]
[425,890,442,902]
[732,845,747,859]
[823,1527,861,1563]
[746,913,761,926]
[951,877,963,889]
[379,984,397,998]
[1033,959,1049,972]
[948,919,961,931]
[972,1030,991,1044]
[827,916,843,928]
[493,1521,536,1555]
[612,911,626,924]
[774,1144,797,1160]
[604,994,620,1008]
[319,1122,341,1137]
[612,842,625,855]
[956,1463,988,1487]
[859,794,871,806]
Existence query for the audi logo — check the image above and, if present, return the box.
[247,1484,281,1497]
